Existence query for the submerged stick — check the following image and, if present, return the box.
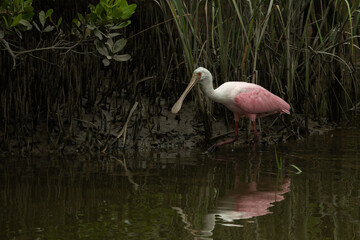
[116,101,139,143]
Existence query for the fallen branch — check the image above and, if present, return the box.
[102,101,138,152]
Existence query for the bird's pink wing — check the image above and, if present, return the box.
[234,87,290,115]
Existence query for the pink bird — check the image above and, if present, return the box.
[172,67,290,151]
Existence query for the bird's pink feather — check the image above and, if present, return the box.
[234,87,290,121]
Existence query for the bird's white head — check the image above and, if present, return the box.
[193,67,212,85]
[171,67,212,114]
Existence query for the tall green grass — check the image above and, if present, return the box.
[159,0,360,130]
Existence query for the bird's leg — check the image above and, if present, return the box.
[234,119,239,138]
[252,121,259,143]
[206,120,239,153]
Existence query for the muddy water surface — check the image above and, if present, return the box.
[1,127,360,239]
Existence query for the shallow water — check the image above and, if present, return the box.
[1,127,360,240]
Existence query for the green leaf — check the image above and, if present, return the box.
[72,18,81,27]
[56,17,62,28]
[85,28,91,38]
[102,58,110,66]
[19,19,32,30]
[121,4,137,20]
[109,20,130,30]
[99,1,108,10]
[113,54,131,62]
[108,33,121,38]
[77,13,85,25]
[94,39,110,57]
[45,9,53,18]
[111,7,122,19]
[86,24,96,30]
[24,6,34,13]
[95,4,104,18]
[89,13,98,23]
[93,28,103,40]
[104,23,115,28]
[112,38,127,53]
[105,37,114,49]
[2,16,9,28]
[118,0,128,8]
[39,11,46,27]
[89,4,96,12]
[22,12,35,21]
[43,25,55,32]
[24,6,34,12]
[32,21,40,31]
[10,14,22,28]
[0,30,4,39]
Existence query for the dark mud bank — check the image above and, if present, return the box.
[0,100,332,156]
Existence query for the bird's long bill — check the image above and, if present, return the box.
[171,73,200,114]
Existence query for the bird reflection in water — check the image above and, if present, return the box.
[173,159,291,239]
[200,171,290,237]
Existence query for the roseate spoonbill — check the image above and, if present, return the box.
[171,67,290,151]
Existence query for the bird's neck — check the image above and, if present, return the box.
[199,80,219,102]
